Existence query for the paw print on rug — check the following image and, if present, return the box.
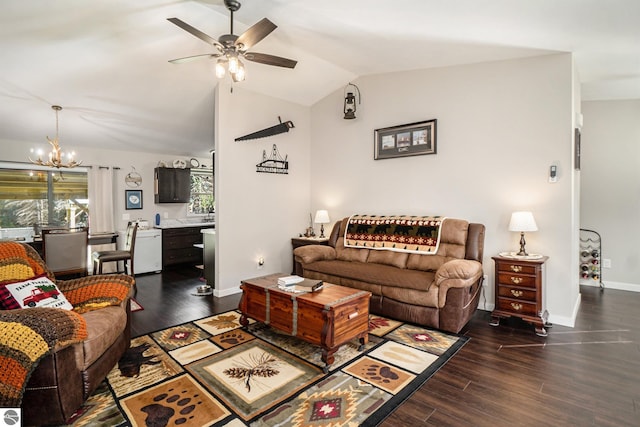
[141,387,202,426]
[217,330,249,347]
[362,363,399,384]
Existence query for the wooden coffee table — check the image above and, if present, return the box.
[239,273,371,372]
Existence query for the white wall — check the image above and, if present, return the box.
[214,84,311,296]
[581,100,640,291]
[309,53,579,326]
[0,141,210,231]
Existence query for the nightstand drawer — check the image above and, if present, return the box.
[496,262,537,275]
[497,272,537,288]
[498,286,537,301]
[496,298,538,316]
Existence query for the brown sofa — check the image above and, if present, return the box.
[0,242,133,426]
[294,217,485,333]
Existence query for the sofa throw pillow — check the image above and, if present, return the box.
[1,275,73,310]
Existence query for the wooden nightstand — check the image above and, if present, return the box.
[490,255,550,336]
[291,237,329,275]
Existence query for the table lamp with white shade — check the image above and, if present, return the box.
[314,210,331,238]
[508,211,538,256]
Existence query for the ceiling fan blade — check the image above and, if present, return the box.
[244,52,297,69]
[169,53,221,64]
[167,18,224,50]
[235,18,277,50]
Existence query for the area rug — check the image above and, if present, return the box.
[63,310,467,426]
[130,298,143,312]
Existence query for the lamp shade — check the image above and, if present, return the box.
[314,210,330,224]
[508,211,538,232]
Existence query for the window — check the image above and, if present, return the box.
[188,168,214,215]
[0,166,88,229]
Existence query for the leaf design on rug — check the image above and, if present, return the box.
[369,316,390,330]
[203,314,240,330]
[223,352,280,392]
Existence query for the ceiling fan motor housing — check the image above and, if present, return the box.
[219,34,239,48]
[224,0,241,12]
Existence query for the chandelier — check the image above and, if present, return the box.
[29,105,82,168]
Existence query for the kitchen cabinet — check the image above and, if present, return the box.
[154,167,190,203]
[161,226,204,267]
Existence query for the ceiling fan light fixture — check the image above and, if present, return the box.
[231,61,246,82]
[215,59,227,78]
[228,54,239,73]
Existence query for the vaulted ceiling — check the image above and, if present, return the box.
[1,0,638,158]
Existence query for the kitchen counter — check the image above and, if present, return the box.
[154,218,215,229]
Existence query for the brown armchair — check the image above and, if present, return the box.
[0,242,134,426]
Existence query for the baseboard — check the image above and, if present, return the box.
[548,292,580,328]
[582,280,640,292]
[214,286,242,298]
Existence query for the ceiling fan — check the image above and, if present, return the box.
[168,0,297,82]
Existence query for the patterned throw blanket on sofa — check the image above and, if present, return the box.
[344,214,446,254]
[0,308,87,406]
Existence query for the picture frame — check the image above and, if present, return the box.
[374,119,437,160]
[125,189,143,210]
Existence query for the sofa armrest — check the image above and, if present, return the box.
[57,274,134,314]
[435,259,483,308]
[294,245,337,264]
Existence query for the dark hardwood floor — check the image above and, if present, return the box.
[130,267,240,337]
[131,270,640,426]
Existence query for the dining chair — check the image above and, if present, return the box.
[42,226,89,277]
[92,222,138,276]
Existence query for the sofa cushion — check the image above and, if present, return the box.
[406,218,469,272]
[75,302,127,369]
[366,250,409,269]
[304,260,436,293]
[382,284,439,308]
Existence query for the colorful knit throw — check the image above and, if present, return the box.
[62,275,133,314]
[0,308,87,406]
[0,243,48,283]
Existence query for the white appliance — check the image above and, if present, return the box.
[118,228,162,274]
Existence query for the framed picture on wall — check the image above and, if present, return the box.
[125,189,143,210]
[374,119,437,160]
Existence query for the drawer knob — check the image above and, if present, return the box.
[510,303,523,311]
[509,265,523,273]
[510,289,524,297]
[510,277,523,284]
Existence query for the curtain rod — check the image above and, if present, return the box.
[86,165,121,170]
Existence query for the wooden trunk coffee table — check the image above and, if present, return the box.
[239,273,371,372]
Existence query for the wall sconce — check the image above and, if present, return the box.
[508,211,538,256]
[314,210,331,238]
[343,82,361,120]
